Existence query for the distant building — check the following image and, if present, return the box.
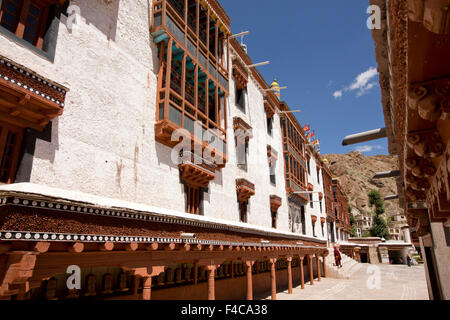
[0,0,338,300]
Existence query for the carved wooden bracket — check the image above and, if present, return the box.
[307,183,314,191]
[155,119,181,148]
[236,178,255,202]
[407,0,450,34]
[408,77,450,122]
[0,252,38,297]
[180,163,216,188]
[406,157,437,178]
[232,61,248,90]
[407,129,445,158]
[264,100,275,118]
[427,142,450,222]
[270,195,282,212]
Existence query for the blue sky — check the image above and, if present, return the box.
[221,0,388,156]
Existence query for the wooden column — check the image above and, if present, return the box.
[206,266,216,300]
[322,255,327,278]
[299,256,305,289]
[245,261,254,300]
[269,258,277,300]
[142,277,152,300]
[316,254,321,282]
[308,255,314,285]
[287,257,293,294]
[129,266,164,301]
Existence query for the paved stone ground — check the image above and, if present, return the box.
[261,264,429,300]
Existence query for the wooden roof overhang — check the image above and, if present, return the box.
[0,56,67,131]
[201,0,232,35]
[270,195,282,212]
[236,178,255,202]
[0,191,330,298]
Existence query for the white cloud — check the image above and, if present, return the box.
[333,90,343,99]
[354,145,383,153]
[333,67,379,99]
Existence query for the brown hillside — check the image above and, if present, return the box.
[324,151,402,217]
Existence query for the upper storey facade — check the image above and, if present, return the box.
[0,0,328,240]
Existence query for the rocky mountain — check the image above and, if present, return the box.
[324,151,402,218]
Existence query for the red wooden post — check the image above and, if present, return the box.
[287,257,293,294]
[308,255,314,285]
[207,266,216,300]
[245,261,254,300]
[270,259,277,300]
[299,256,305,289]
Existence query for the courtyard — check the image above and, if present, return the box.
[262,264,429,300]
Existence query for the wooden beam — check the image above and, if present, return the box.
[68,242,84,253]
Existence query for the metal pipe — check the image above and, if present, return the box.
[384,195,399,201]
[342,128,387,146]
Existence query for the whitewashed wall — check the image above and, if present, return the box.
[305,155,327,240]
[1,0,292,232]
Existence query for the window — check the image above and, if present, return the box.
[269,162,276,185]
[319,200,322,213]
[266,116,273,136]
[0,123,24,184]
[309,194,313,208]
[236,139,248,171]
[307,159,310,175]
[271,211,277,229]
[235,86,246,112]
[185,185,203,215]
[239,200,248,223]
[1,0,51,49]
[317,168,320,183]
[300,206,306,235]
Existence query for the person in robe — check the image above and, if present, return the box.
[334,245,342,268]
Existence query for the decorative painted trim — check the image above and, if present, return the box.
[0,196,327,244]
[0,57,66,106]
[0,230,325,250]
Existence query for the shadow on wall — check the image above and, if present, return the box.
[15,119,59,182]
[155,143,179,170]
[66,0,121,42]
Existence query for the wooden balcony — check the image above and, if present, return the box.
[0,56,67,131]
